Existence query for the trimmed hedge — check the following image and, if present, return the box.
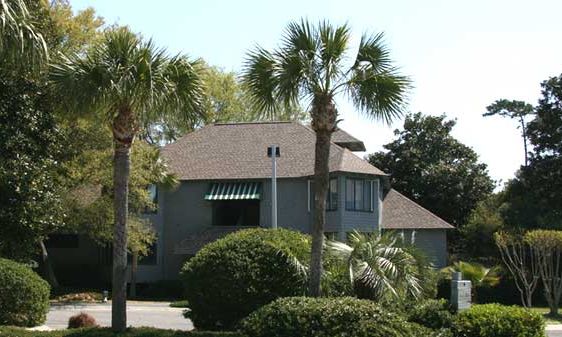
[451,304,545,337]
[0,327,244,337]
[181,228,310,330]
[407,299,454,330]
[0,258,50,327]
[241,296,433,337]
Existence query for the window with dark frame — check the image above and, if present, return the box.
[309,178,338,211]
[345,178,373,212]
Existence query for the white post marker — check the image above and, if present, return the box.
[267,145,280,229]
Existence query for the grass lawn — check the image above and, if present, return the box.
[0,327,241,337]
[170,300,190,308]
[529,307,562,324]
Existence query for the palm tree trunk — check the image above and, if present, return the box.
[112,141,130,332]
[309,99,337,297]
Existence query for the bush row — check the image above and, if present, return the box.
[241,296,432,337]
[0,327,243,337]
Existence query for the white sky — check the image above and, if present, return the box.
[71,0,562,184]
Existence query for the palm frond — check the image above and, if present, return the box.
[326,230,424,301]
[344,32,411,124]
[0,0,48,71]
[241,46,279,117]
[49,27,205,127]
[318,21,350,89]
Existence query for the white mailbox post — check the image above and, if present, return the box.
[451,271,471,311]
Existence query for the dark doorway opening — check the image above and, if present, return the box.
[212,200,260,226]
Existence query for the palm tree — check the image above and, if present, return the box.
[0,0,48,69]
[441,261,500,302]
[49,27,205,332]
[242,20,410,296]
[326,231,424,301]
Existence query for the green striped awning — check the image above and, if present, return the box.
[204,182,261,200]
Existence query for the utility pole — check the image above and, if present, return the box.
[267,145,280,229]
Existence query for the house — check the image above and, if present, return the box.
[49,121,453,284]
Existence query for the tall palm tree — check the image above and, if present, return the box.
[326,231,424,301]
[242,20,410,296]
[0,0,48,69]
[49,27,205,332]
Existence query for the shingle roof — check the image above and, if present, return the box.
[162,121,385,180]
[381,189,454,229]
[332,129,366,151]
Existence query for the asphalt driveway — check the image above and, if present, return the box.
[39,301,192,331]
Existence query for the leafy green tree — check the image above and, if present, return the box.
[459,194,505,262]
[494,231,539,308]
[368,112,495,227]
[47,0,105,56]
[142,64,306,144]
[525,230,562,315]
[0,76,63,262]
[500,75,562,229]
[326,231,425,302]
[242,20,410,296]
[484,99,534,167]
[49,28,205,331]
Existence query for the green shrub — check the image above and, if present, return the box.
[407,299,454,330]
[0,326,244,336]
[181,228,310,330]
[0,258,50,327]
[451,304,545,337]
[241,296,431,337]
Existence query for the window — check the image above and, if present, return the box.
[345,178,373,212]
[309,178,338,211]
[327,178,338,211]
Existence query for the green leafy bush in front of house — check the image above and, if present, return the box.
[0,258,50,327]
[451,304,545,337]
[0,327,244,337]
[241,296,433,337]
[181,228,310,330]
[407,299,454,330]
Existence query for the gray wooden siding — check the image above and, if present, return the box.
[340,177,380,233]
[162,181,212,279]
[400,229,448,268]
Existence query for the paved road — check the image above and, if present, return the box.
[40,301,192,331]
[547,325,562,337]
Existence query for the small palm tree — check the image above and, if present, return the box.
[49,27,205,332]
[327,231,424,301]
[242,20,410,296]
[0,0,48,69]
[442,261,500,302]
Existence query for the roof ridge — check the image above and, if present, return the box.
[213,121,294,126]
[389,189,454,228]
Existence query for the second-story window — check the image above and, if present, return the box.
[345,178,373,212]
[308,178,338,211]
[327,178,338,211]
